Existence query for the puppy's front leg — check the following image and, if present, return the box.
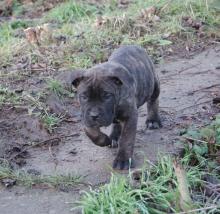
[113,109,138,170]
[84,127,111,147]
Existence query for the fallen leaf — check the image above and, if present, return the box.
[24,27,39,45]
[173,160,195,213]
[94,15,105,27]
[24,23,53,46]
[141,6,156,20]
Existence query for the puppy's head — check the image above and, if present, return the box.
[71,65,124,128]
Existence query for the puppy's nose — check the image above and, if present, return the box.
[90,111,99,120]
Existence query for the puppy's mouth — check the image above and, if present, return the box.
[84,118,112,128]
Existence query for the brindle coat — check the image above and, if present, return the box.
[59,45,161,170]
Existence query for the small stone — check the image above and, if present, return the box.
[1,178,16,187]
[69,148,77,155]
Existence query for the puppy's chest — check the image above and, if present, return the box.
[114,105,133,122]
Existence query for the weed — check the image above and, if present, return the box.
[0,85,21,105]
[0,159,81,188]
[41,113,62,133]
[76,175,141,214]
[46,78,75,98]
[23,93,62,133]
[47,79,65,97]
[0,22,26,66]
[181,114,220,167]
[0,23,14,45]
[10,20,29,30]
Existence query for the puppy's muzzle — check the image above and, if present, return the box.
[89,109,100,121]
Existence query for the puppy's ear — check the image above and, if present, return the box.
[57,69,85,90]
[71,70,84,88]
[110,76,123,86]
[107,66,134,88]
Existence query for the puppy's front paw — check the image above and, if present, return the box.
[113,157,134,170]
[146,118,162,129]
[84,127,112,147]
[109,139,118,148]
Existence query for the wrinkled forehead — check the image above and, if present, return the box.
[78,74,114,94]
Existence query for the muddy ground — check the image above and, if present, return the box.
[0,45,219,213]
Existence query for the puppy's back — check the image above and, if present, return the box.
[109,45,156,107]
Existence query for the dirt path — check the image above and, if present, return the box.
[0,46,219,214]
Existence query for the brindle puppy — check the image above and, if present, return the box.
[60,45,161,170]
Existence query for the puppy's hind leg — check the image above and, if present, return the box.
[146,80,162,129]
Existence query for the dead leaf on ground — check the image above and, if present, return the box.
[24,23,53,46]
[140,6,160,22]
[173,159,195,213]
[36,23,53,43]
[6,0,13,7]
[94,15,106,27]
[182,16,203,30]
[24,27,40,45]
[0,0,13,16]
[141,6,156,18]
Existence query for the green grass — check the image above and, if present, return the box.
[78,175,142,214]
[0,21,27,66]
[0,159,81,188]
[1,0,219,69]
[44,1,99,24]
[0,85,21,105]
[77,115,220,213]
[77,158,202,214]
[49,0,220,67]
[41,113,62,133]
[23,92,63,133]
[46,78,74,98]
[47,79,66,97]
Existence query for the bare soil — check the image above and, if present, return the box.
[0,46,220,214]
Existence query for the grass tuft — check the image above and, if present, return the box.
[0,159,81,189]
[23,92,62,133]
[41,113,62,133]
[0,85,21,105]
[44,1,98,24]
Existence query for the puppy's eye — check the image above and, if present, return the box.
[102,92,112,99]
[80,94,88,101]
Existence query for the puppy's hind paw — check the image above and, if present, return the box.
[113,158,134,170]
[146,119,162,129]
